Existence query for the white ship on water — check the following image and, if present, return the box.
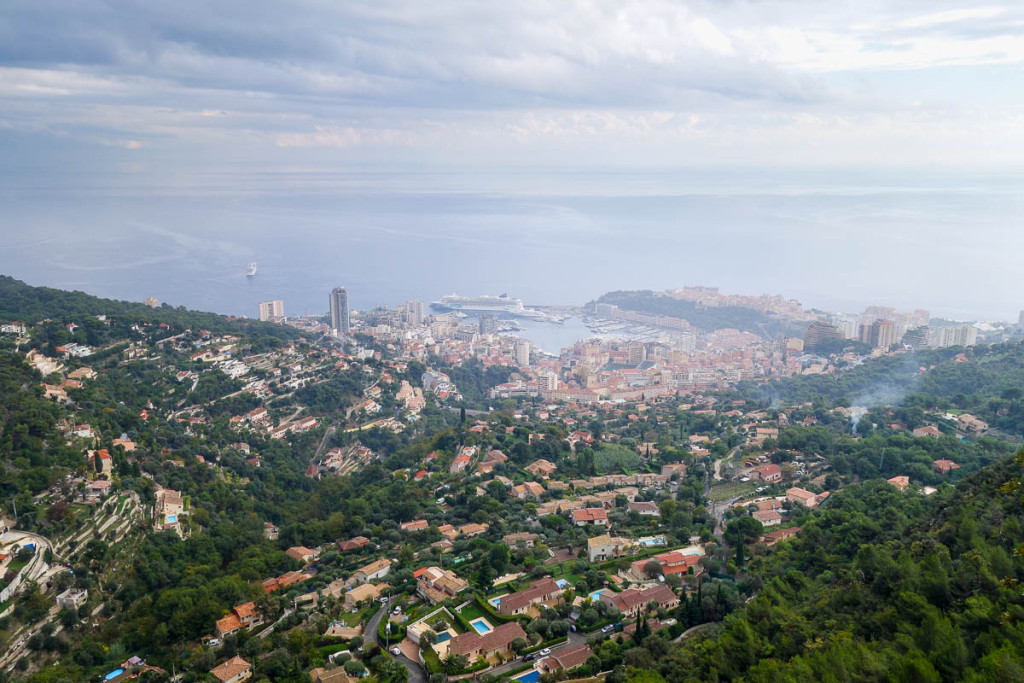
[246,260,257,277]
[430,293,543,318]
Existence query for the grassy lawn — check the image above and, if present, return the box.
[708,479,759,502]
[7,557,29,575]
[339,606,372,627]
[458,601,486,622]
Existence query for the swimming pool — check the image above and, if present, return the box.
[166,514,177,523]
[555,579,570,588]
[435,632,452,643]
[514,670,540,683]
[637,537,664,547]
[470,618,493,634]
[589,589,607,602]
[104,670,125,681]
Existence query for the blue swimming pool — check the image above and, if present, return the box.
[589,589,607,602]
[638,537,664,547]
[435,632,452,643]
[166,514,177,523]
[104,669,125,681]
[515,670,540,683]
[470,618,492,634]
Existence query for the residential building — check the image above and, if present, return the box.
[258,300,284,322]
[514,340,531,367]
[353,559,392,584]
[887,476,911,491]
[932,324,978,348]
[537,371,559,392]
[310,667,355,683]
[216,602,264,638]
[495,578,563,616]
[406,300,424,326]
[330,287,350,335]
[447,621,528,661]
[525,459,557,479]
[587,534,634,562]
[338,536,370,552]
[571,508,609,527]
[627,501,660,516]
[286,546,316,564]
[786,487,819,509]
[478,313,499,334]
[345,582,387,609]
[760,527,801,547]
[755,464,782,483]
[957,414,989,432]
[933,459,961,475]
[802,320,843,350]
[210,656,253,683]
[600,584,679,617]
[863,319,898,349]
[400,519,429,532]
[503,532,538,548]
[627,550,702,580]
[753,510,782,526]
[450,454,472,474]
[56,588,88,610]
[539,644,593,673]
[512,482,545,499]
[416,566,470,604]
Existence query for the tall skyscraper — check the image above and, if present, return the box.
[258,300,284,322]
[329,287,350,335]
[514,340,531,367]
[406,300,424,326]
[867,319,898,349]
[479,313,499,335]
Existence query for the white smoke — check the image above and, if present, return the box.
[849,406,868,434]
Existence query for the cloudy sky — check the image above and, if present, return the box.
[3,0,1024,170]
[3,1,1024,323]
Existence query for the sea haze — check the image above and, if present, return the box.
[2,166,1022,323]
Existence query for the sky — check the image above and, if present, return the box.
[2,1,1024,320]
[3,0,1024,168]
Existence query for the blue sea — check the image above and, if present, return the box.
[3,167,1023,350]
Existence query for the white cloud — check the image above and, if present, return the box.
[1,0,1023,168]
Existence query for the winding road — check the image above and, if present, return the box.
[366,604,426,683]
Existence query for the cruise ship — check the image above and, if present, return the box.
[246,260,257,277]
[430,293,543,318]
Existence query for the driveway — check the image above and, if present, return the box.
[367,604,426,683]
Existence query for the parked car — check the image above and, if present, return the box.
[523,654,535,662]
[539,648,551,656]
[391,646,402,656]
[601,625,615,634]
[393,606,402,615]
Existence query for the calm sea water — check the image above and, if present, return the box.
[3,167,1023,335]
